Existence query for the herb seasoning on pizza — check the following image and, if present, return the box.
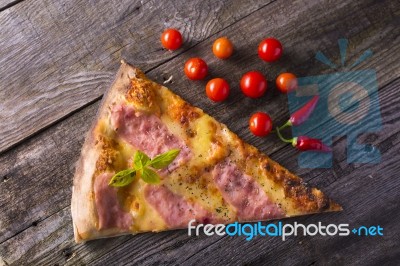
[71,61,341,242]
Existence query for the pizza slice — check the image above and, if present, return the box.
[71,61,341,242]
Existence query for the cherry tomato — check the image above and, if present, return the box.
[249,112,273,137]
[161,28,183,50]
[184,58,208,80]
[206,78,230,102]
[212,37,234,59]
[276,73,298,93]
[240,71,267,98]
[258,38,283,62]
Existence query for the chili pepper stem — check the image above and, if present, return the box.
[278,120,292,131]
[292,137,298,147]
[276,127,293,143]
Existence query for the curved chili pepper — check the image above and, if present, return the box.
[292,136,332,152]
[280,95,319,129]
[290,95,319,126]
[276,127,331,152]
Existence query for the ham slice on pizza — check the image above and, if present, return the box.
[71,61,341,242]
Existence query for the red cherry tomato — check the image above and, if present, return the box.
[258,38,283,62]
[206,78,230,102]
[161,28,183,50]
[240,71,267,98]
[212,37,234,59]
[184,58,208,80]
[276,73,298,93]
[249,112,273,137]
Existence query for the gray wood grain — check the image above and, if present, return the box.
[0,76,398,265]
[0,0,399,265]
[74,77,400,266]
[0,0,271,153]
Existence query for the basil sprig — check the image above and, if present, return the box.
[108,149,180,187]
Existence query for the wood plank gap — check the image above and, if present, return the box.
[0,205,70,245]
[180,235,228,266]
[0,95,102,156]
[0,0,25,12]
[313,129,400,188]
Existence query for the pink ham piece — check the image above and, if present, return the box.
[111,104,191,172]
[212,161,285,221]
[144,185,218,228]
[94,173,133,230]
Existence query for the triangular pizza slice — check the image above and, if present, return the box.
[71,61,341,242]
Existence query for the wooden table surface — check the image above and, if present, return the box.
[1,0,399,265]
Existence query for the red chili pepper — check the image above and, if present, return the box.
[276,127,332,152]
[275,95,331,152]
[292,136,332,152]
[281,95,319,129]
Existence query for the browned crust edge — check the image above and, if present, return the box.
[220,131,342,214]
[71,61,140,243]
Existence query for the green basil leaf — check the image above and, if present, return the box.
[141,167,160,184]
[149,149,180,169]
[134,150,150,170]
[108,169,136,187]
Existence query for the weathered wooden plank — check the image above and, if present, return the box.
[146,0,400,132]
[0,33,393,253]
[0,71,397,265]
[0,0,271,153]
[0,101,97,243]
[3,136,399,266]
[0,205,134,266]
[141,0,399,167]
[77,128,396,265]
[0,0,399,264]
[83,80,400,265]
[0,88,280,245]
[83,81,400,266]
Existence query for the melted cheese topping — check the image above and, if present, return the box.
[92,76,334,234]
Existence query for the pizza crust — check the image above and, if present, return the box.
[71,61,139,242]
[71,61,341,243]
